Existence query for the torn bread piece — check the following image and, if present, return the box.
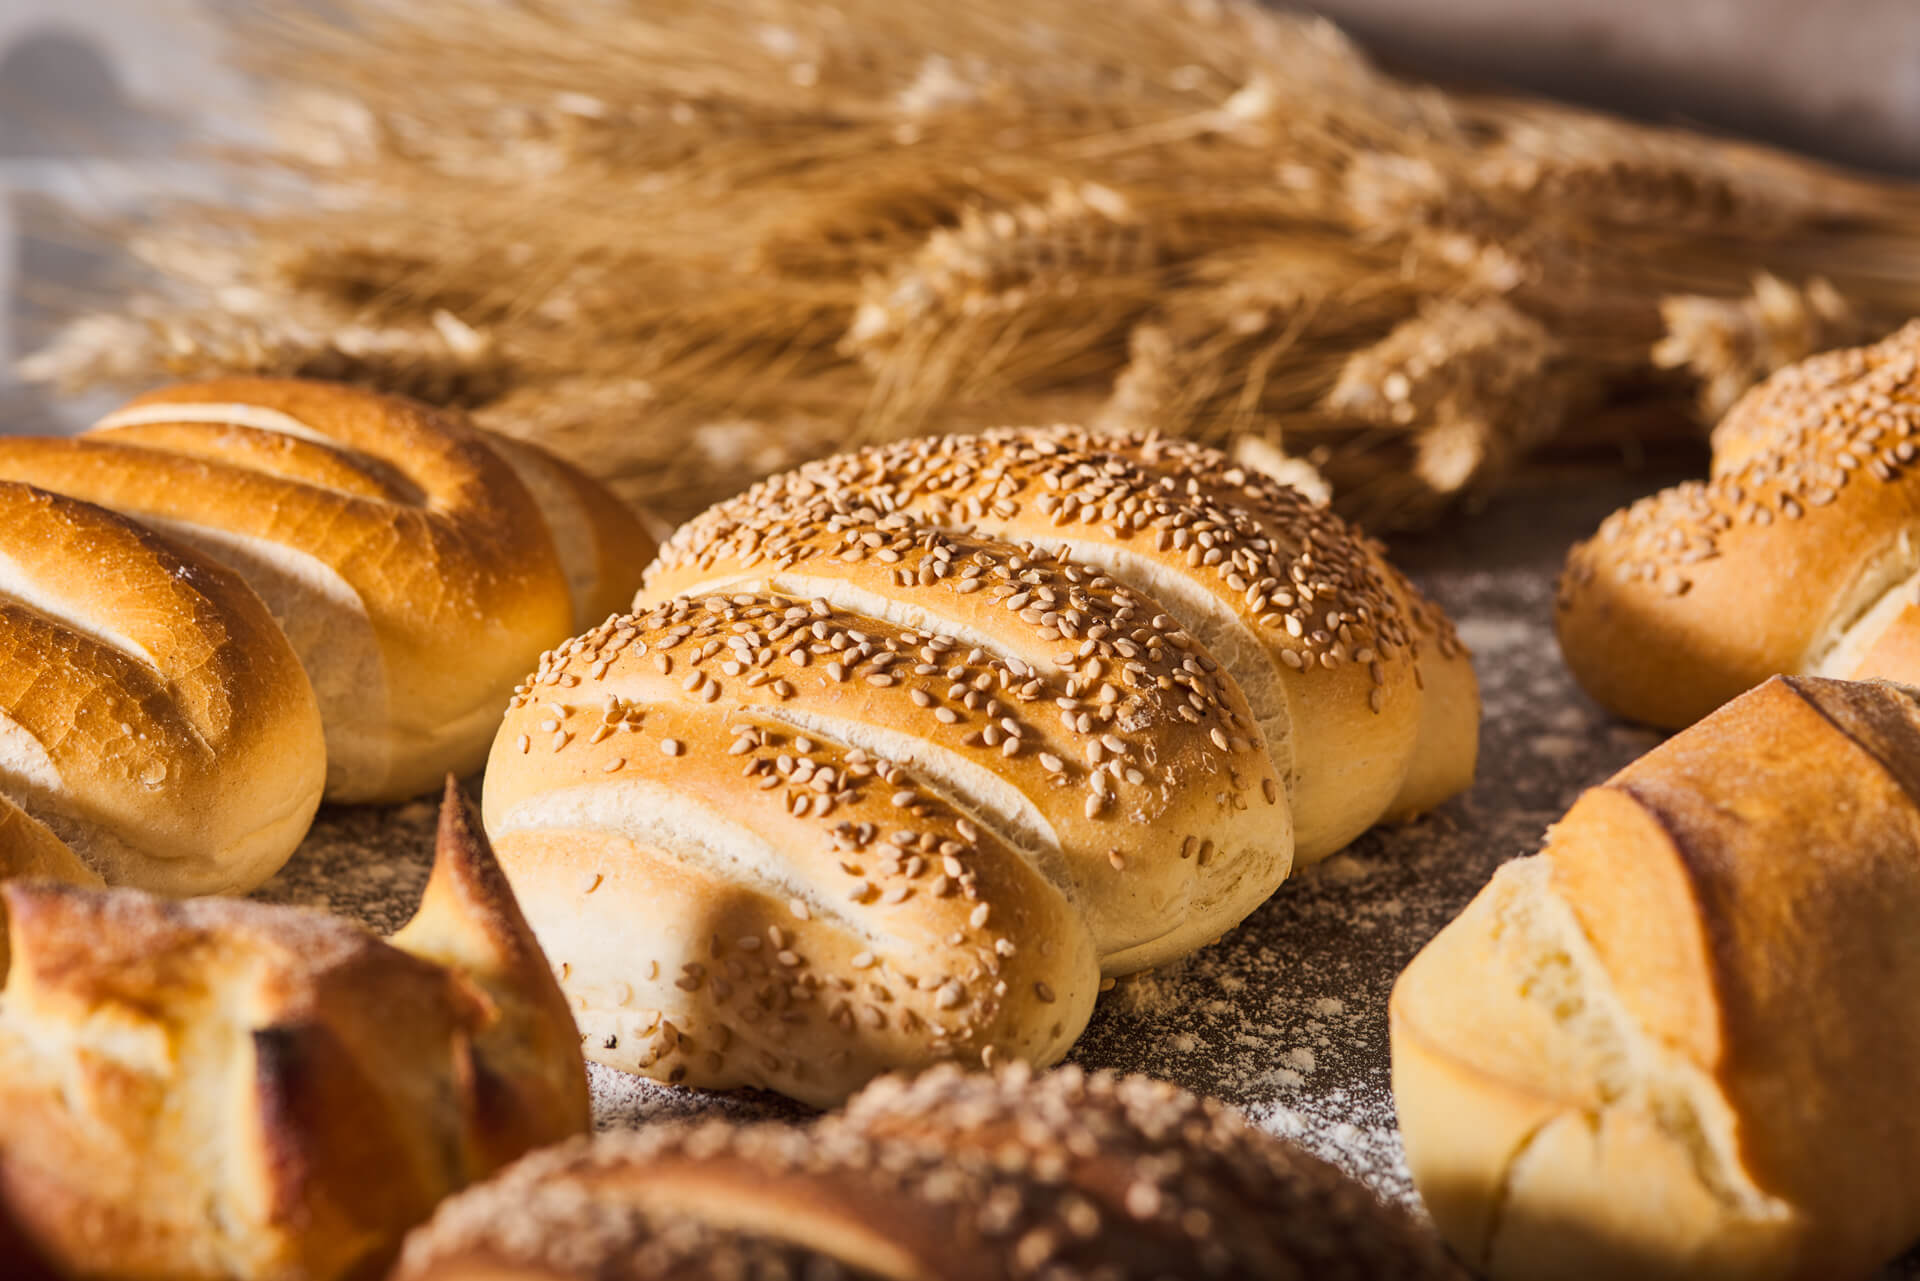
[0,779,588,1281]
[1393,675,1920,1280]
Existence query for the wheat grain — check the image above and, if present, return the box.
[20,0,1920,526]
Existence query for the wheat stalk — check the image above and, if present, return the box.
[22,0,1920,525]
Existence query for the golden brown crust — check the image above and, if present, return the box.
[485,595,1109,1106]
[1557,323,1920,727]
[0,782,588,1281]
[395,1066,1466,1281]
[0,378,649,802]
[0,479,325,895]
[391,780,594,1173]
[627,527,1284,966]
[1392,675,1920,1280]
[651,425,1475,863]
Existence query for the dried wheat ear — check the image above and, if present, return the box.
[24,0,1920,526]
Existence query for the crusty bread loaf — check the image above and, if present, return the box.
[1391,675,1920,1281]
[649,426,1477,863]
[0,780,589,1281]
[1558,322,1920,728]
[482,580,1276,1102]
[393,1064,1467,1281]
[0,480,325,897]
[0,378,654,802]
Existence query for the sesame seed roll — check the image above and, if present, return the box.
[650,426,1476,863]
[0,378,654,803]
[393,1065,1468,1281]
[1559,322,1920,728]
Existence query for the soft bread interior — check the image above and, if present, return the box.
[1804,532,1920,680]
[0,890,290,1279]
[136,518,389,801]
[1809,560,1920,686]
[1395,857,1792,1280]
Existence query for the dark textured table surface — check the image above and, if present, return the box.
[251,461,1920,1274]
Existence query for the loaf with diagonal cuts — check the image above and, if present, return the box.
[483,427,1475,1105]
[0,480,324,897]
[649,427,1477,863]
[0,378,655,804]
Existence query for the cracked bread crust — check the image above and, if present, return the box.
[0,781,588,1281]
[1392,675,1920,1280]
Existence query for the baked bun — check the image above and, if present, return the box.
[650,426,1476,863]
[1559,322,1920,727]
[394,1064,1466,1281]
[483,556,1292,1103]
[0,378,654,802]
[0,480,324,896]
[1392,675,1920,1281]
[0,780,588,1281]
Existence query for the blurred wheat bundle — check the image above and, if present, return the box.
[23,0,1920,525]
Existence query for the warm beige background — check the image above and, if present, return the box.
[1306,0,1920,175]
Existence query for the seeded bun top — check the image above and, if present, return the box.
[651,424,1476,864]
[1558,322,1920,728]
[395,1064,1467,1281]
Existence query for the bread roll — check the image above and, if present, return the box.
[484,572,1289,1102]
[394,1064,1467,1281]
[0,480,324,897]
[650,426,1476,864]
[0,780,589,1281]
[0,378,654,802]
[1558,322,1920,728]
[1391,675,1920,1281]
